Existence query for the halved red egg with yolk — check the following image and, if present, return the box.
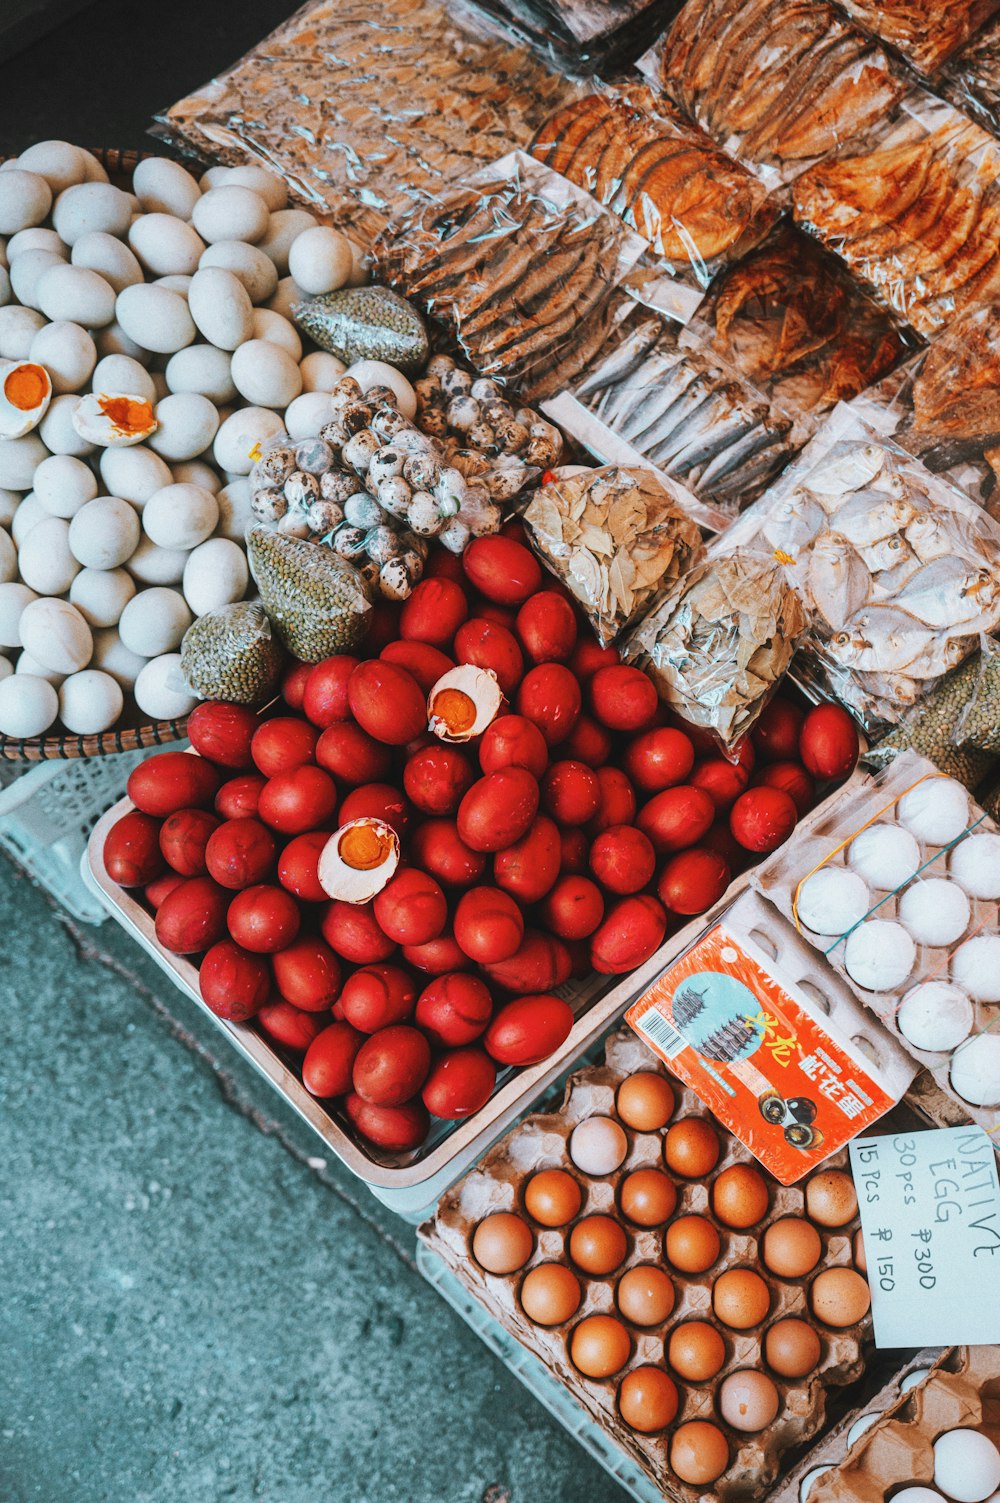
[317,817,400,902]
[428,665,502,743]
[0,360,52,437]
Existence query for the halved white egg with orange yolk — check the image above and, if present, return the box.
[428,664,502,742]
[72,391,158,447]
[318,817,400,902]
[0,360,52,437]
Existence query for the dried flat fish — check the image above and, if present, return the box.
[837,0,1000,75]
[942,14,1000,136]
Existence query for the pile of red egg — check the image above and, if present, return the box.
[101,528,858,1155]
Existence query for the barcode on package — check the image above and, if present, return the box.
[636,1010,686,1058]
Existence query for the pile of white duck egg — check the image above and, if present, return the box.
[0,139,383,739]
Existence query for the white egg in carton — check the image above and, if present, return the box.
[0,142,374,740]
[752,750,1000,1126]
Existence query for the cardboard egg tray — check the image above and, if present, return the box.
[752,750,1000,1133]
[420,1027,873,1503]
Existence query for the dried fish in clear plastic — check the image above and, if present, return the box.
[529,82,776,284]
[624,544,807,750]
[942,15,1000,137]
[375,152,645,390]
[726,407,1000,732]
[639,0,905,190]
[837,0,1000,76]
[476,0,664,62]
[862,655,997,789]
[155,0,580,242]
[793,89,1000,337]
[523,464,702,644]
[954,634,1000,753]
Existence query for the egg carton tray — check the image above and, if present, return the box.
[752,750,1000,1137]
[421,1026,875,1503]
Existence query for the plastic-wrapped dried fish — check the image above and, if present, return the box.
[624,544,807,751]
[837,0,1000,76]
[793,89,1000,337]
[862,654,997,789]
[523,464,702,644]
[942,13,1000,137]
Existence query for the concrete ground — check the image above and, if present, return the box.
[0,857,623,1503]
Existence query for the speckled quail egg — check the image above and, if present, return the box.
[317,817,400,901]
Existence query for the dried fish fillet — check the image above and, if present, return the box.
[837,0,1000,75]
[942,14,1000,136]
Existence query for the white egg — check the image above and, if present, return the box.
[17,515,80,594]
[99,444,172,507]
[894,1492,954,1503]
[7,227,67,260]
[0,358,51,436]
[844,919,916,993]
[796,866,870,936]
[950,1035,1000,1109]
[346,239,369,288]
[126,535,188,585]
[0,581,37,645]
[0,170,52,235]
[77,151,110,185]
[898,777,971,847]
[0,526,15,582]
[265,275,303,321]
[231,338,302,408]
[0,430,46,489]
[134,652,199,720]
[950,834,1000,900]
[90,627,147,688]
[569,1116,628,1176]
[132,157,201,219]
[288,225,353,295]
[94,319,149,362]
[224,165,288,211]
[186,265,254,351]
[898,878,971,948]
[170,460,220,493]
[897,981,973,1053]
[127,213,205,277]
[11,492,46,544]
[0,490,16,527]
[32,453,98,518]
[181,537,248,615]
[115,283,195,355]
[29,319,96,393]
[72,389,157,447]
[300,350,347,391]
[35,264,116,327]
[69,495,141,568]
[933,1428,1000,1501]
[899,1369,934,1394]
[192,186,270,246]
[52,182,131,244]
[119,587,191,656]
[142,481,218,550]
[214,479,252,542]
[0,304,46,359]
[71,231,143,293]
[0,265,8,305]
[164,343,235,404]
[19,596,92,673]
[951,935,1000,1003]
[283,392,334,439]
[0,657,11,683]
[147,392,220,462]
[258,211,316,274]
[10,249,66,309]
[198,166,232,191]
[69,566,135,627]
[199,240,277,304]
[251,307,302,359]
[15,141,88,195]
[91,354,156,403]
[0,673,58,737]
[56,667,124,734]
[40,394,94,456]
[213,406,285,474]
[15,648,62,685]
[845,1414,880,1449]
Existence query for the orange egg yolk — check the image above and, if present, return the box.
[4,363,49,411]
[98,394,155,435]
[433,687,477,734]
[338,821,392,871]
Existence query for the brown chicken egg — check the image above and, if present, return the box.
[718,1370,780,1432]
[519,1263,581,1326]
[618,1367,679,1433]
[805,1169,858,1228]
[764,1317,821,1378]
[664,1117,720,1178]
[664,1214,721,1274]
[616,1071,675,1131]
[569,1314,631,1378]
[713,1268,770,1329]
[620,1168,677,1227]
[569,1214,627,1276]
[471,1212,533,1274]
[711,1164,770,1228]
[853,1228,867,1273]
[667,1320,726,1382]
[523,1168,582,1228]
[616,1265,675,1327]
[762,1217,822,1279]
[810,1267,871,1327]
[670,1420,730,1485]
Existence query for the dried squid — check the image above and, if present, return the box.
[837,0,1000,76]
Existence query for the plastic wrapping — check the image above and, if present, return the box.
[942,14,1000,137]
[754,749,1000,1128]
[246,524,374,661]
[155,0,581,242]
[180,600,286,706]
[529,81,776,285]
[727,407,1000,734]
[639,0,905,191]
[954,633,1000,754]
[522,464,702,644]
[793,88,1000,337]
[475,0,669,65]
[375,151,645,392]
[623,543,807,751]
[836,0,1000,75]
[862,653,998,790]
[293,288,429,376]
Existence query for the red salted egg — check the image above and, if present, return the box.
[463,535,542,605]
[379,639,454,695]
[347,660,426,745]
[559,826,589,875]
[658,848,731,915]
[103,810,166,887]
[570,638,620,681]
[484,993,573,1065]
[474,601,517,629]
[423,546,466,582]
[400,577,468,647]
[373,867,448,945]
[453,617,524,696]
[280,660,312,711]
[515,591,577,664]
[344,1092,429,1150]
[454,885,525,962]
[199,939,270,1021]
[338,782,409,836]
[257,765,338,835]
[250,719,318,777]
[215,774,265,820]
[258,1001,324,1052]
[352,1024,431,1106]
[752,698,804,762]
[623,728,695,793]
[691,758,749,812]
[186,702,257,768]
[493,815,561,903]
[409,818,486,888]
[339,964,417,1032]
[637,786,715,854]
[271,935,342,1011]
[753,761,815,816]
[404,744,476,815]
[302,655,359,728]
[205,817,277,889]
[155,875,228,954]
[588,766,637,835]
[363,599,401,655]
[590,894,667,975]
[543,760,600,826]
[227,883,301,953]
[799,703,858,781]
[589,825,656,895]
[422,1048,496,1119]
[277,830,330,902]
[128,752,221,817]
[730,786,798,853]
[481,929,571,994]
[478,715,548,779]
[302,1020,364,1098]
[457,767,540,853]
[541,874,605,940]
[402,933,472,975]
[321,899,396,963]
[415,973,493,1046]
[589,665,658,732]
[563,714,612,769]
[316,722,392,785]
[515,663,581,746]
[145,873,184,909]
